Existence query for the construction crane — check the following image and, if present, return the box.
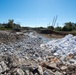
[52,15,58,27]
[47,15,58,28]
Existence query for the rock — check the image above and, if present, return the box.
[0,61,9,73]
[40,62,59,72]
[43,69,55,75]
[67,65,76,72]
[0,65,3,73]
[67,54,74,59]
[54,71,62,75]
[18,58,27,65]
[3,54,19,68]
[21,65,41,75]
[49,57,61,63]
[63,65,76,75]
[38,65,43,75]
[72,72,76,75]
[24,70,30,75]
[69,59,76,64]
[41,34,76,57]
[60,66,67,70]
[49,63,59,71]
[63,71,67,75]
[0,31,76,75]
[16,68,25,75]
[12,68,25,75]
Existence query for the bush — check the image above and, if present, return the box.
[47,26,54,30]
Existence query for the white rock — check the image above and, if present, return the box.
[60,66,67,70]
[16,68,25,75]
[41,34,76,57]
[54,71,62,75]
[38,65,43,75]
[0,61,9,73]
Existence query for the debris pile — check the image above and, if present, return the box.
[0,31,76,75]
[41,34,76,56]
[0,31,25,43]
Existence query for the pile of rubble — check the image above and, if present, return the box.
[0,31,76,75]
[41,34,76,56]
[0,54,76,75]
[0,31,25,43]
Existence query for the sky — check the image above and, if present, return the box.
[0,0,76,27]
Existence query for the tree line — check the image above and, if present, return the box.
[0,19,21,30]
[0,20,76,32]
[47,22,76,31]
[33,22,76,31]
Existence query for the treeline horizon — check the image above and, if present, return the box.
[0,19,21,30]
[0,19,76,31]
[33,22,76,31]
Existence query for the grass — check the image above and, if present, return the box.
[0,27,12,30]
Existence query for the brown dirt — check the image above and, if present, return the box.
[39,33,64,39]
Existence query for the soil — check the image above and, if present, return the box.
[39,33,64,39]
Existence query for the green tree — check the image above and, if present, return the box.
[47,26,54,30]
[62,22,74,31]
[7,19,15,28]
[55,26,62,31]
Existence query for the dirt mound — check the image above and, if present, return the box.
[0,31,25,44]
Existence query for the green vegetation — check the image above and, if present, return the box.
[0,20,76,35]
[33,22,76,32]
[0,19,21,31]
[32,22,76,35]
[47,26,54,30]
[51,22,76,31]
